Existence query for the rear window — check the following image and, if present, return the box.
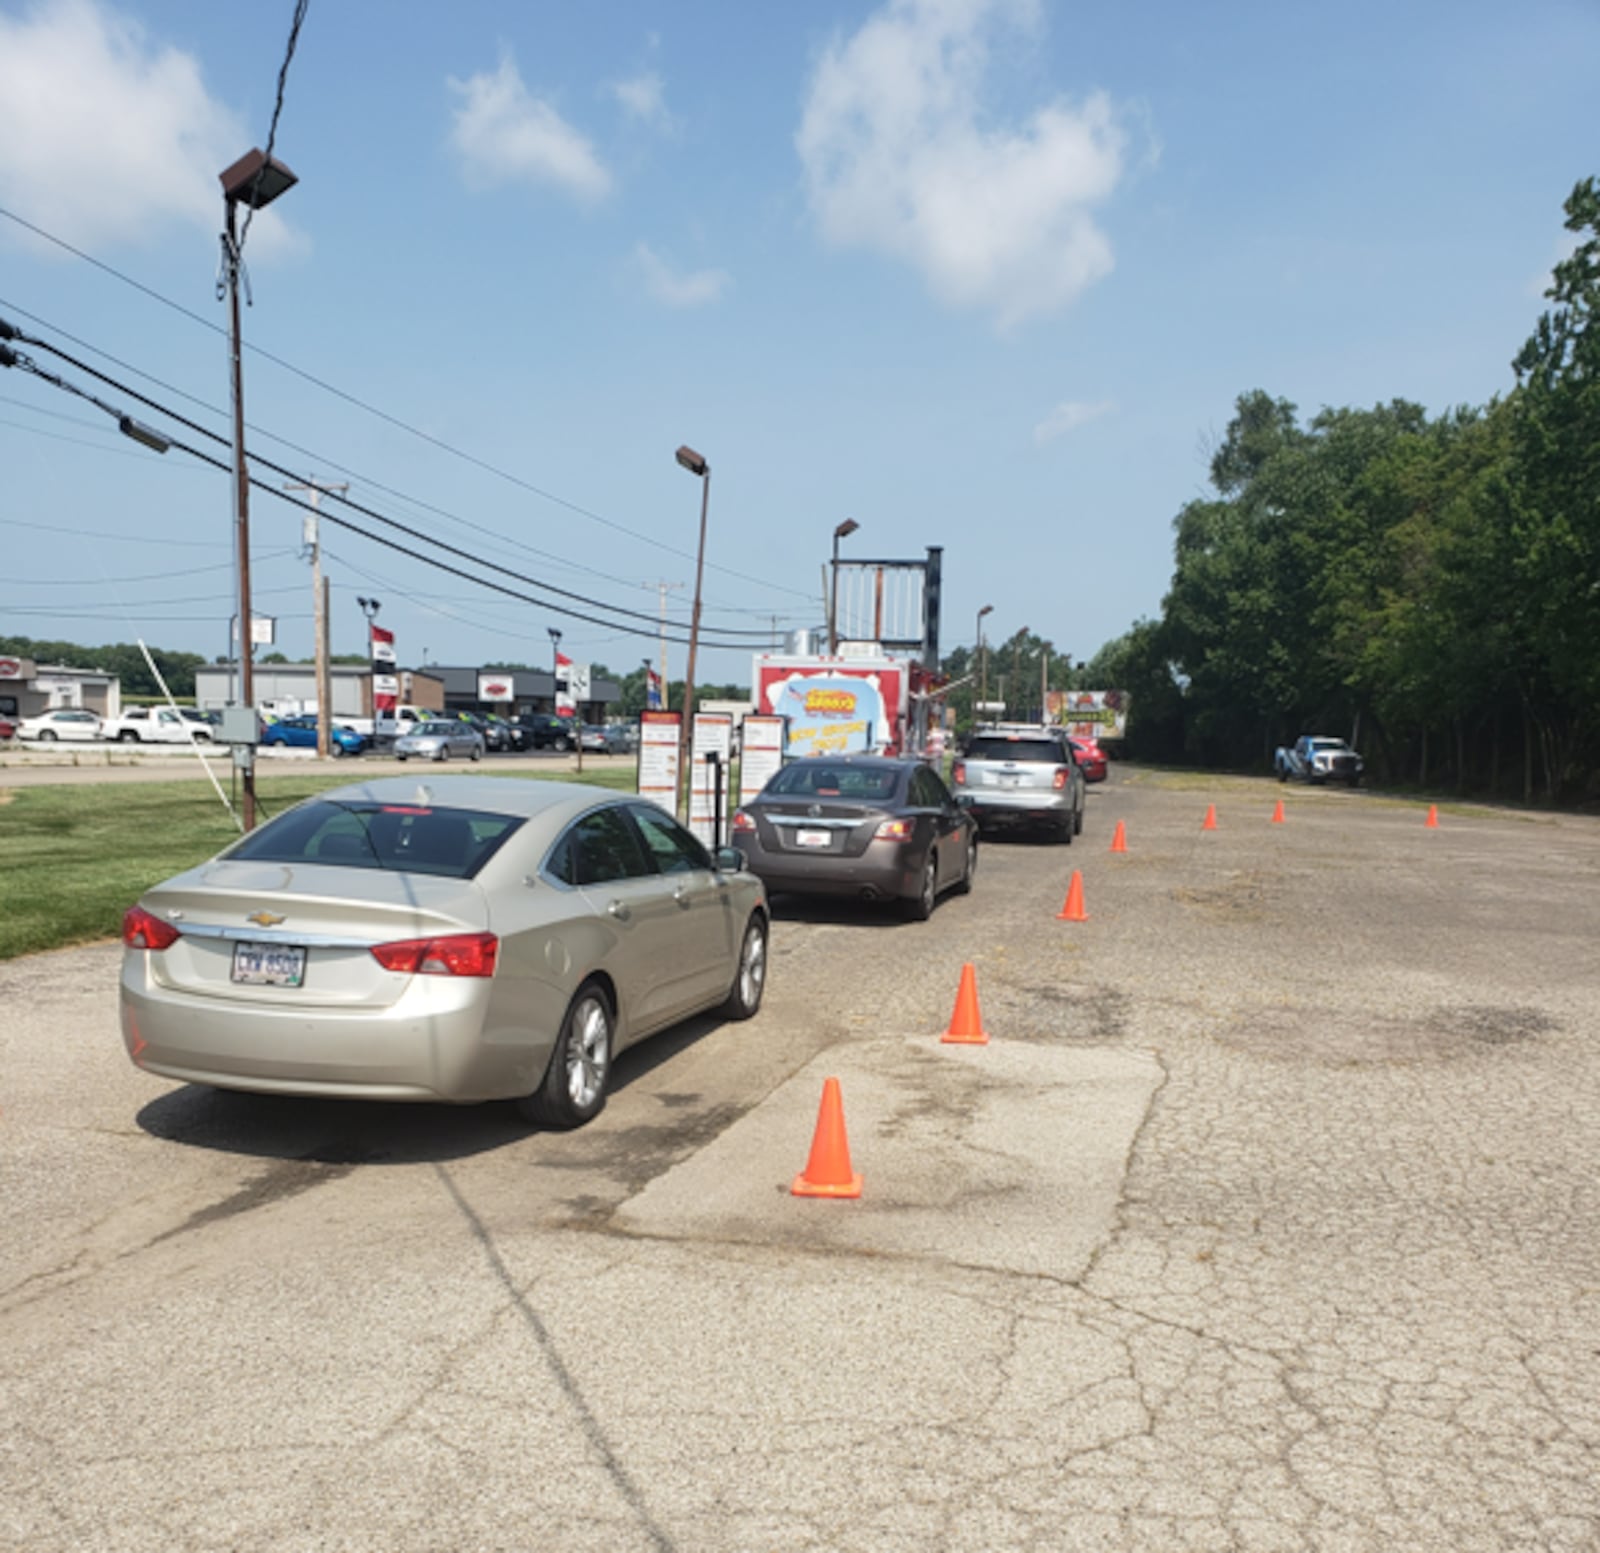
[764,764,901,800]
[224,800,524,879]
[964,737,1066,764]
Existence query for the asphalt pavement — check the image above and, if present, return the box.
[3,768,1598,1551]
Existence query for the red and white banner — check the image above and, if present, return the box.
[369,624,396,666]
[372,673,399,715]
[645,666,663,710]
[478,673,514,704]
[554,652,575,718]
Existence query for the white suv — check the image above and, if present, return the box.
[951,726,1086,842]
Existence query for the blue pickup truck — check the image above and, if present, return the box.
[1274,734,1363,786]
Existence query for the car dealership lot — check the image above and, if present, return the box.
[4,771,1599,1551]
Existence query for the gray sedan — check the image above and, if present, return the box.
[731,756,977,920]
[393,719,484,762]
[119,777,769,1126]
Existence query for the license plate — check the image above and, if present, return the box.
[999,774,1019,788]
[796,829,831,848]
[232,941,307,987]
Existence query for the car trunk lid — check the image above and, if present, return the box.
[141,861,488,1009]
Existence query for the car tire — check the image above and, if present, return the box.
[331,743,346,758]
[519,981,614,1129]
[553,734,570,752]
[1060,815,1074,845]
[904,856,938,921]
[954,836,978,895]
[118,730,139,743]
[1278,767,1289,782]
[1074,805,1084,836]
[720,914,768,1020]
[396,754,408,762]
[470,745,483,763]
[38,729,58,742]
[434,747,448,762]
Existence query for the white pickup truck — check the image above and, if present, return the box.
[102,706,215,744]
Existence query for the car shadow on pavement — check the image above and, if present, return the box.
[133,1014,735,1164]
[765,895,921,929]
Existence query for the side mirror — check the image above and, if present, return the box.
[713,846,747,872]
[952,792,976,809]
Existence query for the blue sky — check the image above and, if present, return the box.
[2,0,1595,689]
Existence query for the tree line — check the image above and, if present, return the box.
[1086,177,1600,803]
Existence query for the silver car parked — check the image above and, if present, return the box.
[393,719,484,763]
[951,726,1086,841]
[119,777,769,1126]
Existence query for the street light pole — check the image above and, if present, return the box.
[219,147,297,831]
[675,445,710,822]
[976,603,994,716]
[829,518,859,653]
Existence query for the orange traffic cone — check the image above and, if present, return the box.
[942,962,989,1045]
[1110,819,1128,853]
[791,1077,862,1198]
[1057,869,1088,922]
[1425,804,1439,829]
[1202,804,1219,831]
[1271,799,1286,824]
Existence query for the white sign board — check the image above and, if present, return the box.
[568,663,591,701]
[688,713,734,849]
[636,712,681,809]
[738,715,785,805]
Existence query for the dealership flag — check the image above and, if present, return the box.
[369,624,396,666]
[646,666,663,710]
[554,652,575,717]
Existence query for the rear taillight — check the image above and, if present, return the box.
[873,818,913,841]
[731,809,756,833]
[1053,769,1069,790]
[951,761,966,785]
[370,932,500,978]
[123,904,181,950]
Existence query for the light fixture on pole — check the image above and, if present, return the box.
[220,146,297,832]
[674,444,710,821]
[976,604,994,713]
[548,627,564,717]
[829,518,859,653]
[357,596,381,624]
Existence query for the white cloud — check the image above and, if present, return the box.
[612,71,677,133]
[796,0,1126,330]
[0,0,300,255]
[634,242,730,308]
[1033,398,1113,445]
[448,52,611,203]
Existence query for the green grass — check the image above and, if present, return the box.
[0,765,638,961]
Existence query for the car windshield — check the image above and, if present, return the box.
[764,764,900,800]
[965,736,1065,764]
[1309,739,1348,751]
[415,722,457,735]
[225,800,523,879]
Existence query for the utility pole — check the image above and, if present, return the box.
[641,580,684,708]
[285,478,347,758]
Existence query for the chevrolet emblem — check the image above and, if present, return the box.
[247,911,286,928]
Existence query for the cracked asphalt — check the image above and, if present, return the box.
[2,768,1598,1551]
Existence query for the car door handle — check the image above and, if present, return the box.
[607,900,631,921]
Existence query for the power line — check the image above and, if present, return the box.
[5,321,776,647]
[236,0,311,255]
[0,295,804,618]
[0,213,815,600]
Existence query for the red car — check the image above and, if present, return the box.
[0,715,16,741]
[1069,736,1107,782]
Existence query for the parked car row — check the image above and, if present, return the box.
[114,728,1100,1133]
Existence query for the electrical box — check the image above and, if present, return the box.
[218,706,260,745]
